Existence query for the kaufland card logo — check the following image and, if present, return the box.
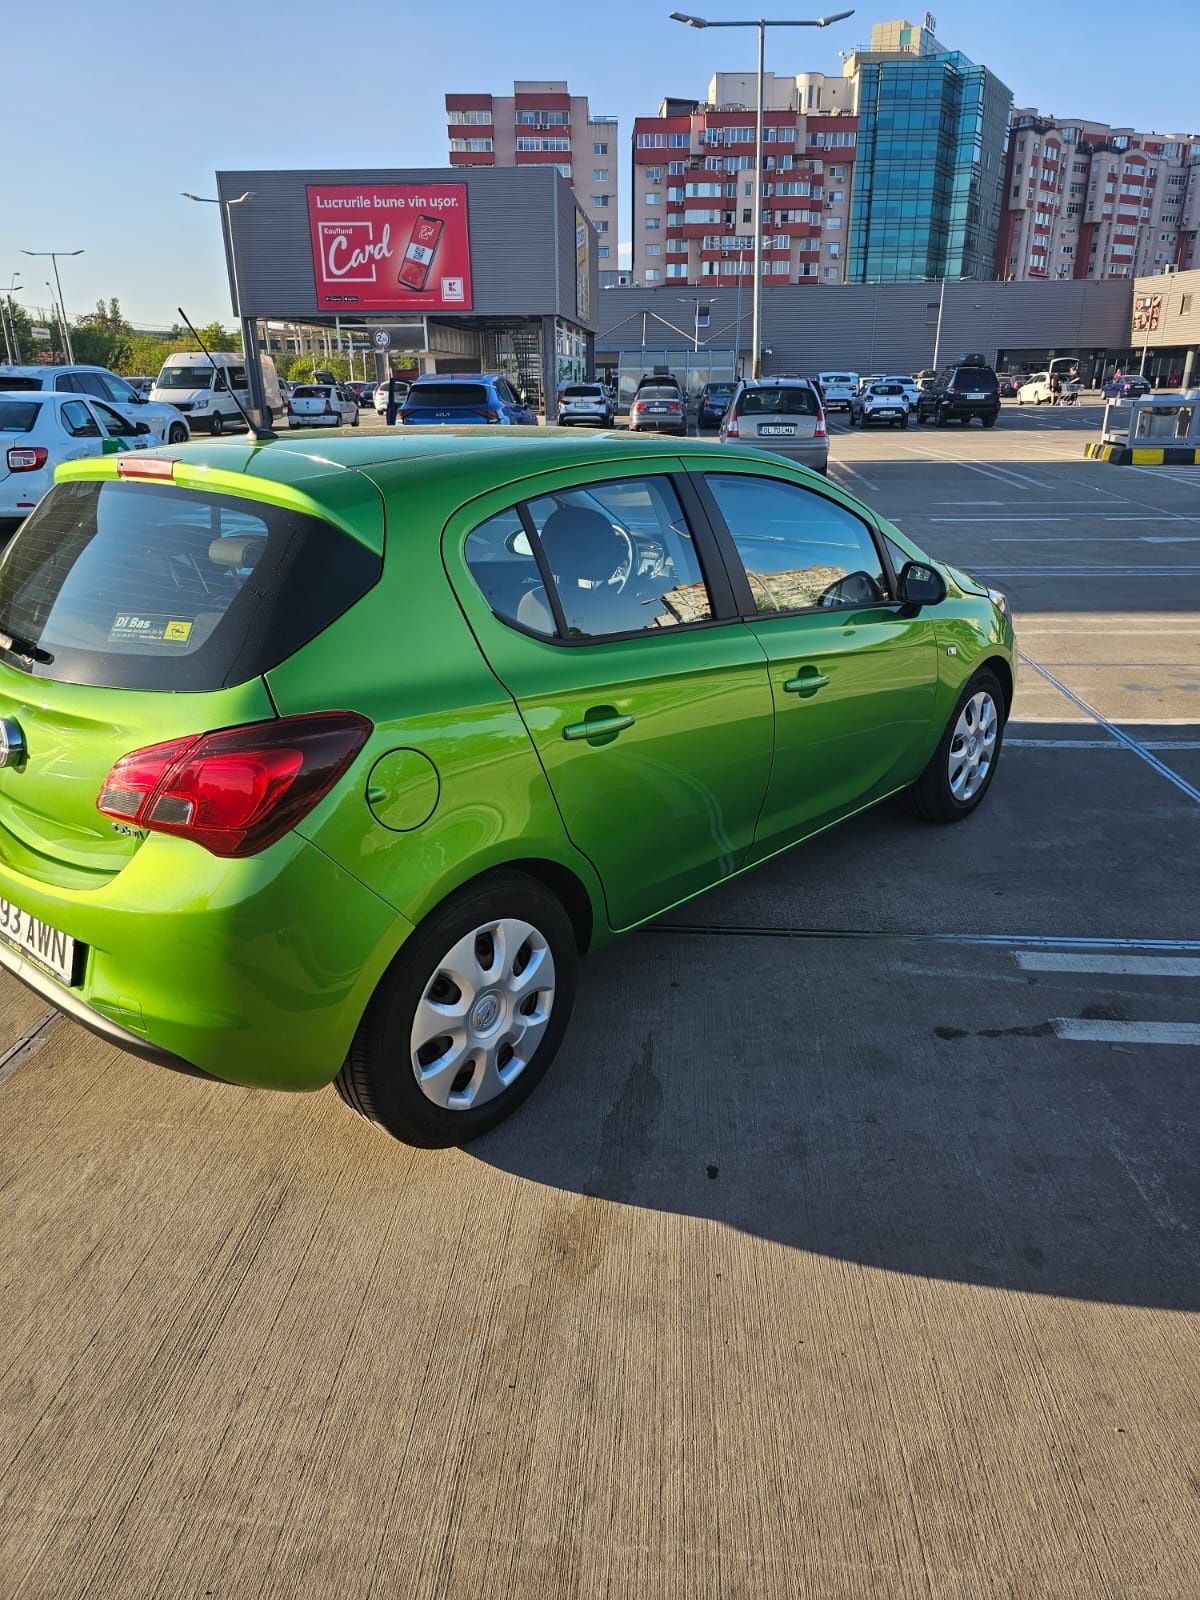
[306,184,474,312]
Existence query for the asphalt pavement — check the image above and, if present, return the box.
[0,403,1197,1599]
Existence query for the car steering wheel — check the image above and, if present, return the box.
[607,524,635,593]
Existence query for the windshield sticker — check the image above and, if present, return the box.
[108,614,195,646]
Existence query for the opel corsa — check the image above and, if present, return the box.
[0,431,1014,1145]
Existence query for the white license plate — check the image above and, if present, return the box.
[759,425,796,436]
[965,391,988,400]
[0,897,77,985]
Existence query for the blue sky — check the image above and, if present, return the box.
[4,0,1197,328]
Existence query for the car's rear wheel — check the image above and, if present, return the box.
[901,668,1006,824]
[982,414,997,428]
[335,871,578,1147]
[935,410,947,427]
[351,408,359,427]
[167,422,188,444]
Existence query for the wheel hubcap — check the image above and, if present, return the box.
[409,918,555,1112]
[948,691,998,802]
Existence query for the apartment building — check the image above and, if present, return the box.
[445,81,618,262]
[996,110,1200,281]
[630,73,858,288]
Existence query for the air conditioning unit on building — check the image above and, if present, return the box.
[1159,262,1180,274]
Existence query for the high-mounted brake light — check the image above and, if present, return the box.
[97,712,372,858]
[6,447,48,472]
[116,457,176,480]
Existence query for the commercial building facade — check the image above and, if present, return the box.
[445,81,618,268]
[1122,267,1200,388]
[846,20,1012,282]
[214,165,598,419]
[996,111,1200,282]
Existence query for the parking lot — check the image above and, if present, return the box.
[1,403,1198,1598]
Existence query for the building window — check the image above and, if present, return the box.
[595,220,609,233]
[597,246,610,258]
[668,132,690,147]
[450,138,494,153]
[517,109,568,125]
[828,189,844,203]
[646,167,664,182]
[667,263,688,279]
[553,164,572,179]
[1181,293,1193,314]
[667,187,684,203]
[644,243,662,256]
[637,132,666,148]
[593,142,608,156]
[645,268,662,281]
[516,137,570,152]
[645,192,661,205]
[824,266,839,279]
[645,217,661,230]
[668,161,687,175]
[825,216,841,229]
[592,194,610,208]
[447,109,493,125]
[685,182,723,198]
[826,242,840,257]
[593,168,609,182]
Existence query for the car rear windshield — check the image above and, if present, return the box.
[563,385,603,397]
[405,384,489,407]
[823,375,854,385]
[0,479,381,691]
[0,376,41,393]
[156,367,214,390]
[291,385,333,399]
[0,400,41,433]
[952,369,997,391]
[737,387,819,416]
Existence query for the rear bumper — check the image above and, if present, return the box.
[0,833,411,1092]
[724,438,829,467]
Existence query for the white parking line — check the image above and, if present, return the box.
[1017,952,1200,978]
[1052,1019,1200,1046]
[1005,739,1200,750]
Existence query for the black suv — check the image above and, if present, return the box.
[916,357,1000,428]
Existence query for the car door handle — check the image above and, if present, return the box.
[783,671,830,696]
[563,711,635,745]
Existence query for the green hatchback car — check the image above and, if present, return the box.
[0,431,1014,1145]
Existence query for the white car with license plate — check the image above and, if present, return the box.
[0,390,153,523]
[287,384,359,429]
[0,364,190,445]
[850,382,911,428]
[1016,372,1054,404]
[881,374,922,411]
[373,379,411,414]
[817,371,860,411]
[558,382,614,427]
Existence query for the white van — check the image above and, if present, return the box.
[151,351,283,434]
[818,371,860,411]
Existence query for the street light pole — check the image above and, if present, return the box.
[20,250,83,363]
[670,10,854,382]
[182,192,267,424]
[932,275,947,370]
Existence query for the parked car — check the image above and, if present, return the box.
[0,364,190,445]
[1103,375,1152,399]
[359,384,376,407]
[374,379,411,415]
[850,382,911,429]
[635,371,683,399]
[558,383,614,427]
[398,375,537,427]
[720,378,828,471]
[1016,372,1055,405]
[697,382,737,429]
[287,384,359,429]
[817,372,860,412]
[151,351,284,433]
[0,390,153,524]
[627,385,687,435]
[916,360,1001,428]
[880,374,922,412]
[0,432,1014,1145]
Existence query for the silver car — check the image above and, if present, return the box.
[719,378,829,474]
[558,382,614,427]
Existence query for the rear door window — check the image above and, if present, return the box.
[61,400,102,438]
[0,480,381,690]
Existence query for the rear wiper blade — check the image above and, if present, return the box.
[0,630,53,664]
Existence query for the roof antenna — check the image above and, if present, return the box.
[177,306,276,442]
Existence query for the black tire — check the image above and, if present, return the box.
[351,408,359,427]
[935,410,947,428]
[167,422,188,444]
[209,413,225,436]
[982,414,997,428]
[900,667,1007,824]
[334,870,579,1147]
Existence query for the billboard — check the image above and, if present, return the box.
[575,205,591,323]
[306,183,473,312]
[1132,292,1162,335]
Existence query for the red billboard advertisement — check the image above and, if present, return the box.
[306,183,473,312]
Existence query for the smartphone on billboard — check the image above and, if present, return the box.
[398,215,444,292]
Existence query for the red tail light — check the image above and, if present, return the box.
[632,402,645,413]
[814,410,827,440]
[6,447,48,472]
[725,418,740,437]
[667,402,682,412]
[470,407,502,422]
[97,712,372,858]
[324,400,334,414]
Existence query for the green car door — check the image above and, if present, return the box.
[695,467,941,859]
[445,464,775,930]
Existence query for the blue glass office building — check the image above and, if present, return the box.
[849,49,1013,283]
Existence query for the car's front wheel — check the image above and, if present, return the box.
[901,668,1006,824]
[210,413,225,435]
[335,870,579,1146]
[167,422,188,444]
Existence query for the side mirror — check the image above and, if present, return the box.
[898,560,947,607]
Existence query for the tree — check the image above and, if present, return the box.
[73,297,133,371]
